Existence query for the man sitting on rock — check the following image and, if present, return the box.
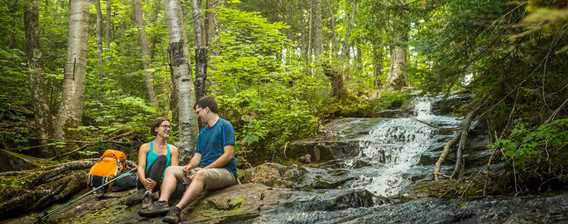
[138,96,238,223]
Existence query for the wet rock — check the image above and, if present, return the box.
[297,167,354,189]
[243,163,304,188]
[369,109,412,118]
[431,93,472,115]
[286,118,383,162]
[279,189,382,212]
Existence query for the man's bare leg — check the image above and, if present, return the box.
[175,171,205,209]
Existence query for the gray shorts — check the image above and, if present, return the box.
[168,166,236,190]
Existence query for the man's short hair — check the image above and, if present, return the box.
[194,96,218,113]
[151,117,168,136]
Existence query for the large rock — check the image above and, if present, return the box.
[243,163,304,188]
[186,183,293,223]
[2,183,294,224]
[243,163,354,190]
[431,93,472,115]
[0,149,39,172]
[286,118,383,162]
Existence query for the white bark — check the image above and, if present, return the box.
[54,0,90,139]
[165,0,198,155]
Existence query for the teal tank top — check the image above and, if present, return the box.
[145,142,171,172]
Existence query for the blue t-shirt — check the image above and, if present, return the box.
[196,118,237,176]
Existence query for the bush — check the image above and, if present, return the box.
[492,118,568,191]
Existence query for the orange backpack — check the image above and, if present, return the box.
[88,149,128,189]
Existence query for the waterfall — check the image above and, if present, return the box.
[348,97,460,196]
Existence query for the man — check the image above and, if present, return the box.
[138,96,238,223]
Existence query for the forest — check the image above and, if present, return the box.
[0,0,567,223]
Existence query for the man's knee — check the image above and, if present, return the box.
[193,169,208,182]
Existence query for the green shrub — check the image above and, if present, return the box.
[492,118,568,190]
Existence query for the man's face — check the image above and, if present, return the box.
[195,106,208,123]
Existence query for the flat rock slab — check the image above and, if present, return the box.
[2,183,293,224]
[286,118,383,162]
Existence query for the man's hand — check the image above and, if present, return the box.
[183,164,193,176]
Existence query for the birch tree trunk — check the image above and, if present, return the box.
[192,0,207,100]
[165,0,198,155]
[133,0,159,107]
[24,0,51,153]
[95,0,105,98]
[54,0,90,140]
[311,0,322,58]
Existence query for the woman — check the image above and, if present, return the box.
[137,117,179,208]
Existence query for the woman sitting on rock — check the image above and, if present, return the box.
[136,117,179,208]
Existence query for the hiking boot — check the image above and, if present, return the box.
[137,200,170,217]
[162,206,182,224]
[141,191,153,209]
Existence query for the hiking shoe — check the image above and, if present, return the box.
[142,191,153,209]
[138,200,170,217]
[162,206,182,224]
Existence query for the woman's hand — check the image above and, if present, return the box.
[142,178,156,191]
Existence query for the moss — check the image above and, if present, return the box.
[189,196,254,222]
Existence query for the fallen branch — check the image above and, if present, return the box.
[545,97,568,124]
[451,104,482,179]
[433,133,460,181]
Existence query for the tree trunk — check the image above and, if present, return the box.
[104,0,112,50]
[305,1,312,64]
[192,0,207,101]
[165,0,198,156]
[311,0,322,58]
[24,0,51,154]
[54,0,90,140]
[328,0,338,58]
[95,0,105,99]
[341,1,356,59]
[149,0,162,61]
[133,0,159,108]
[204,0,222,52]
[386,16,409,90]
[387,46,408,90]
[372,44,383,89]
[8,1,19,49]
[323,66,345,100]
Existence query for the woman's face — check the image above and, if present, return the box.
[156,120,171,138]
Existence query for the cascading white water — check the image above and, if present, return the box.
[348,97,460,196]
